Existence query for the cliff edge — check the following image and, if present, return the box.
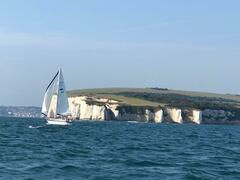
[67,88,240,124]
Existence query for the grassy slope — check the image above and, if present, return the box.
[68,88,240,108]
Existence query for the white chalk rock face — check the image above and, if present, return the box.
[82,103,93,119]
[192,110,202,124]
[68,96,120,121]
[145,109,154,122]
[79,103,105,120]
[92,105,105,120]
[68,96,105,120]
[167,108,183,124]
[154,109,163,123]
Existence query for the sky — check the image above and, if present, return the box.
[0,0,240,106]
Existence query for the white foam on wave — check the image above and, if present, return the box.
[28,125,46,129]
[127,121,139,124]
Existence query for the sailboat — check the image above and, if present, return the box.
[41,69,71,125]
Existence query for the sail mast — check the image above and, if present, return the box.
[54,69,61,118]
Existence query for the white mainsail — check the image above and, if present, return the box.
[41,69,69,118]
[56,69,69,116]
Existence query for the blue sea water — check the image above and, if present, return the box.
[1,117,240,180]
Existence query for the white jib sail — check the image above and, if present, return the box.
[41,71,59,116]
[56,69,69,116]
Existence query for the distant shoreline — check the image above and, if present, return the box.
[2,87,240,125]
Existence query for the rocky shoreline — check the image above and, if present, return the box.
[66,95,240,125]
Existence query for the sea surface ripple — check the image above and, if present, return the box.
[1,117,240,179]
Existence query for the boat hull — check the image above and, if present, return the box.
[47,118,70,125]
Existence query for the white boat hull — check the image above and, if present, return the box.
[47,118,70,125]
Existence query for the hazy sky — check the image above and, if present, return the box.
[0,0,240,106]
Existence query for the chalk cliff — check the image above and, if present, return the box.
[66,88,240,124]
[165,108,183,124]
[154,109,164,123]
[68,96,205,124]
[192,110,202,124]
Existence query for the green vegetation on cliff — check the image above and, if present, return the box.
[68,88,240,111]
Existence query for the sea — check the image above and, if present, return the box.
[1,117,240,180]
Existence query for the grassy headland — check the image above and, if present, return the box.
[68,88,240,111]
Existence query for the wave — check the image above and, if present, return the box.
[127,121,139,124]
[28,125,46,129]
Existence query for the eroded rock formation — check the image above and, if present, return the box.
[67,96,240,124]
